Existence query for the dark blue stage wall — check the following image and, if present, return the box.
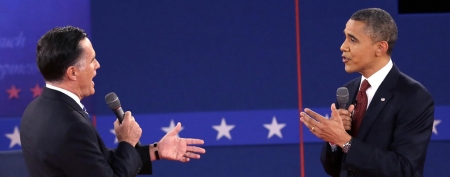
[0,0,91,118]
[93,0,448,176]
[1,0,449,176]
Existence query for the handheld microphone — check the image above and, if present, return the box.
[105,92,125,123]
[337,87,352,133]
[336,87,349,109]
[105,92,141,146]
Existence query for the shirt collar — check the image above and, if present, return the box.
[46,84,84,110]
[360,59,393,91]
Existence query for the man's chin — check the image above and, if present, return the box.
[83,89,95,98]
[344,66,354,73]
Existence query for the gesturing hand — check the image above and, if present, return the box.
[300,103,351,146]
[158,122,206,162]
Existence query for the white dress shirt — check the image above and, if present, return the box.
[46,84,84,110]
[360,59,393,109]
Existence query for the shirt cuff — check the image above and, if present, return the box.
[329,142,338,152]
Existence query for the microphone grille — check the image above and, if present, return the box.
[336,87,349,104]
[105,92,121,109]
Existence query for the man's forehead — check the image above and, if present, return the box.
[344,20,367,34]
[79,38,95,58]
[80,38,94,49]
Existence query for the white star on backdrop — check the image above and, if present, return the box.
[433,119,441,135]
[5,126,21,148]
[213,118,235,140]
[162,119,183,137]
[110,129,118,144]
[263,116,286,139]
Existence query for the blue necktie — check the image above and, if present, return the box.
[82,106,91,120]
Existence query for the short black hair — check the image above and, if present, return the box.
[350,8,398,55]
[36,26,87,82]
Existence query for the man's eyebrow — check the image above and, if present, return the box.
[347,33,358,41]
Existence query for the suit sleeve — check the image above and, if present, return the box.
[59,121,144,177]
[342,89,434,176]
[320,100,347,177]
[135,145,152,174]
[320,142,343,177]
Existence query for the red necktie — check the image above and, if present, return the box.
[351,79,371,137]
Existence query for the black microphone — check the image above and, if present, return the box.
[337,87,352,134]
[105,92,125,123]
[105,92,141,146]
[336,87,349,109]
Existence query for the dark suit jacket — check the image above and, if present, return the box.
[321,65,434,177]
[21,88,152,177]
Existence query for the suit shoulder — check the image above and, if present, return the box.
[25,96,74,111]
[22,96,84,124]
[397,73,430,94]
[343,77,361,87]
[393,73,434,105]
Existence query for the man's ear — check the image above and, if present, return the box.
[376,41,389,56]
[66,66,77,81]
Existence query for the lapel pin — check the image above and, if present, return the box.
[381,98,385,101]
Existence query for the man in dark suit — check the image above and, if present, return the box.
[300,8,434,177]
[21,26,206,177]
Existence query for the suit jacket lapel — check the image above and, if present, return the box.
[42,87,90,120]
[357,64,400,139]
[347,78,360,107]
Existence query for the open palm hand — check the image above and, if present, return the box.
[158,122,206,162]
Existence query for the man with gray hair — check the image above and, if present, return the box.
[21,26,206,177]
[300,8,434,176]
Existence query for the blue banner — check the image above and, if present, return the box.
[1,106,447,151]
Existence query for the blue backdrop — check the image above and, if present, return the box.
[0,0,449,176]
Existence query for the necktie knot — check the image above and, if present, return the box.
[82,106,90,120]
[360,79,371,92]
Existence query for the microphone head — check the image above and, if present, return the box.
[336,87,349,105]
[105,92,121,110]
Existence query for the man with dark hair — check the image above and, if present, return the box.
[21,26,206,177]
[300,8,434,176]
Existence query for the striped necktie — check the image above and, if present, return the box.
[351,79,371,137]
[82,106,91,120]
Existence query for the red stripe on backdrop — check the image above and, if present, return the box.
[294,0,304,176]
[92,115,97,127]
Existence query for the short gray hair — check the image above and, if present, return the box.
[350,8,398,55]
